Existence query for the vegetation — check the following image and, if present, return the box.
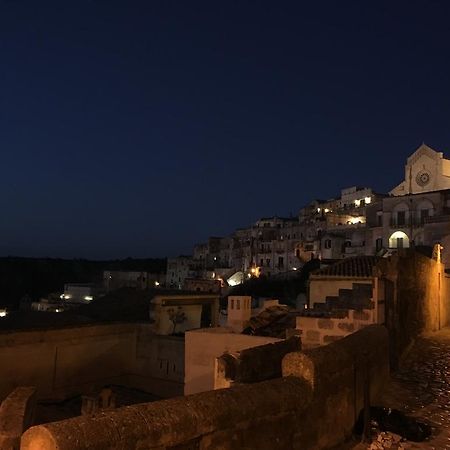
[167,307,187,334]
[0,257,166,309]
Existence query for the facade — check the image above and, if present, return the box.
[184,328,280,395]
[31,298,64,313]
[62,283,104,304]
[184,143,450,285]
[299,256,385,348]
[183,278,221,294]
[149,293,220,335]
[103,270,164,291]
[390,143,450,196]
[165,256,198,289]
[366,144,450,267]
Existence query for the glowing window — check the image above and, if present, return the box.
[389,231,410,249]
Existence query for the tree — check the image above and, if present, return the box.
[167,306,187,334]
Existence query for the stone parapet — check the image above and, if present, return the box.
[0,387,36,450]
[283,324,389,448]
[21,377,312,450]
[20,326,389,450]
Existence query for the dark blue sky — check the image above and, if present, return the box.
[1,1,450,259]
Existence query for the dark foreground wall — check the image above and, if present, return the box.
[0,323,184,402]
[21,325,389,450]
[377,252,450,366]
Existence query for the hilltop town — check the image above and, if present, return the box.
[2,143,450,449]
[168,143,450,291]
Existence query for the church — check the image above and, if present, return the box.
[390,143,450,196]
[369,143,450,267]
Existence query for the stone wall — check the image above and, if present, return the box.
[0,323,184,403]
[21,326,389,450]
[309,277,373,306]
[297,308,377,348]
[130,325,184,398]
[377,251,450,365]
[0,387,36,450]
[215,336,301,388]
[283,325,390,449]
[184,328,280,395]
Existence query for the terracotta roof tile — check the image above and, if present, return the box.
[313,256,380,278]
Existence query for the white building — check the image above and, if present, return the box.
[390,143,450,196]
[63,283,102,304]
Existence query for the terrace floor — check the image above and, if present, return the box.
[339,328,450,449]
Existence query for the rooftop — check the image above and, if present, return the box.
[312,256,381,278]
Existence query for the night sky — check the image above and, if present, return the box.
[1,1,450,259]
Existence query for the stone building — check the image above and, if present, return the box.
[295,186,383,262]
[298,256,385,348]
[165,256,199,289]
[184,143,450,284]
[103,270,164,291]
[390,143,450,196]
[366,144,450,267]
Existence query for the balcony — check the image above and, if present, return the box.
[423,214,450,225]
[389,217,422,228]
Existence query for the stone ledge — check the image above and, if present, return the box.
[21,377,312,450]
[0,386,36,450]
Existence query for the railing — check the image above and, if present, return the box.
[423,215,450,224]
[389,217,422,228]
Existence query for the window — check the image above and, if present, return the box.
[266,258,271,267]
[377,214,382,227]
[324,239,332,249]
[397,211,406,226]
[260,258,264,266]
[389,231,410,249]
[375,238,383,252]
[420,209,429,224]
[231,299,234,309]
[278,256,284,268]
[236,299,240,310]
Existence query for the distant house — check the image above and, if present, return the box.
[63,283,104,304]
[297,256,384,348]
[103,270,164,291]
[184,295,298,395]
[149,293,220,335]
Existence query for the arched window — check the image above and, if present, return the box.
[392,202,409,227]
[416,199,434,224]
[389,231,410,249]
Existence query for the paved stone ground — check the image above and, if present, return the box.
[380,328,450,449]
[336,328,450,450]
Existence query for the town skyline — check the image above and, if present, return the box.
[2,1,450,258]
